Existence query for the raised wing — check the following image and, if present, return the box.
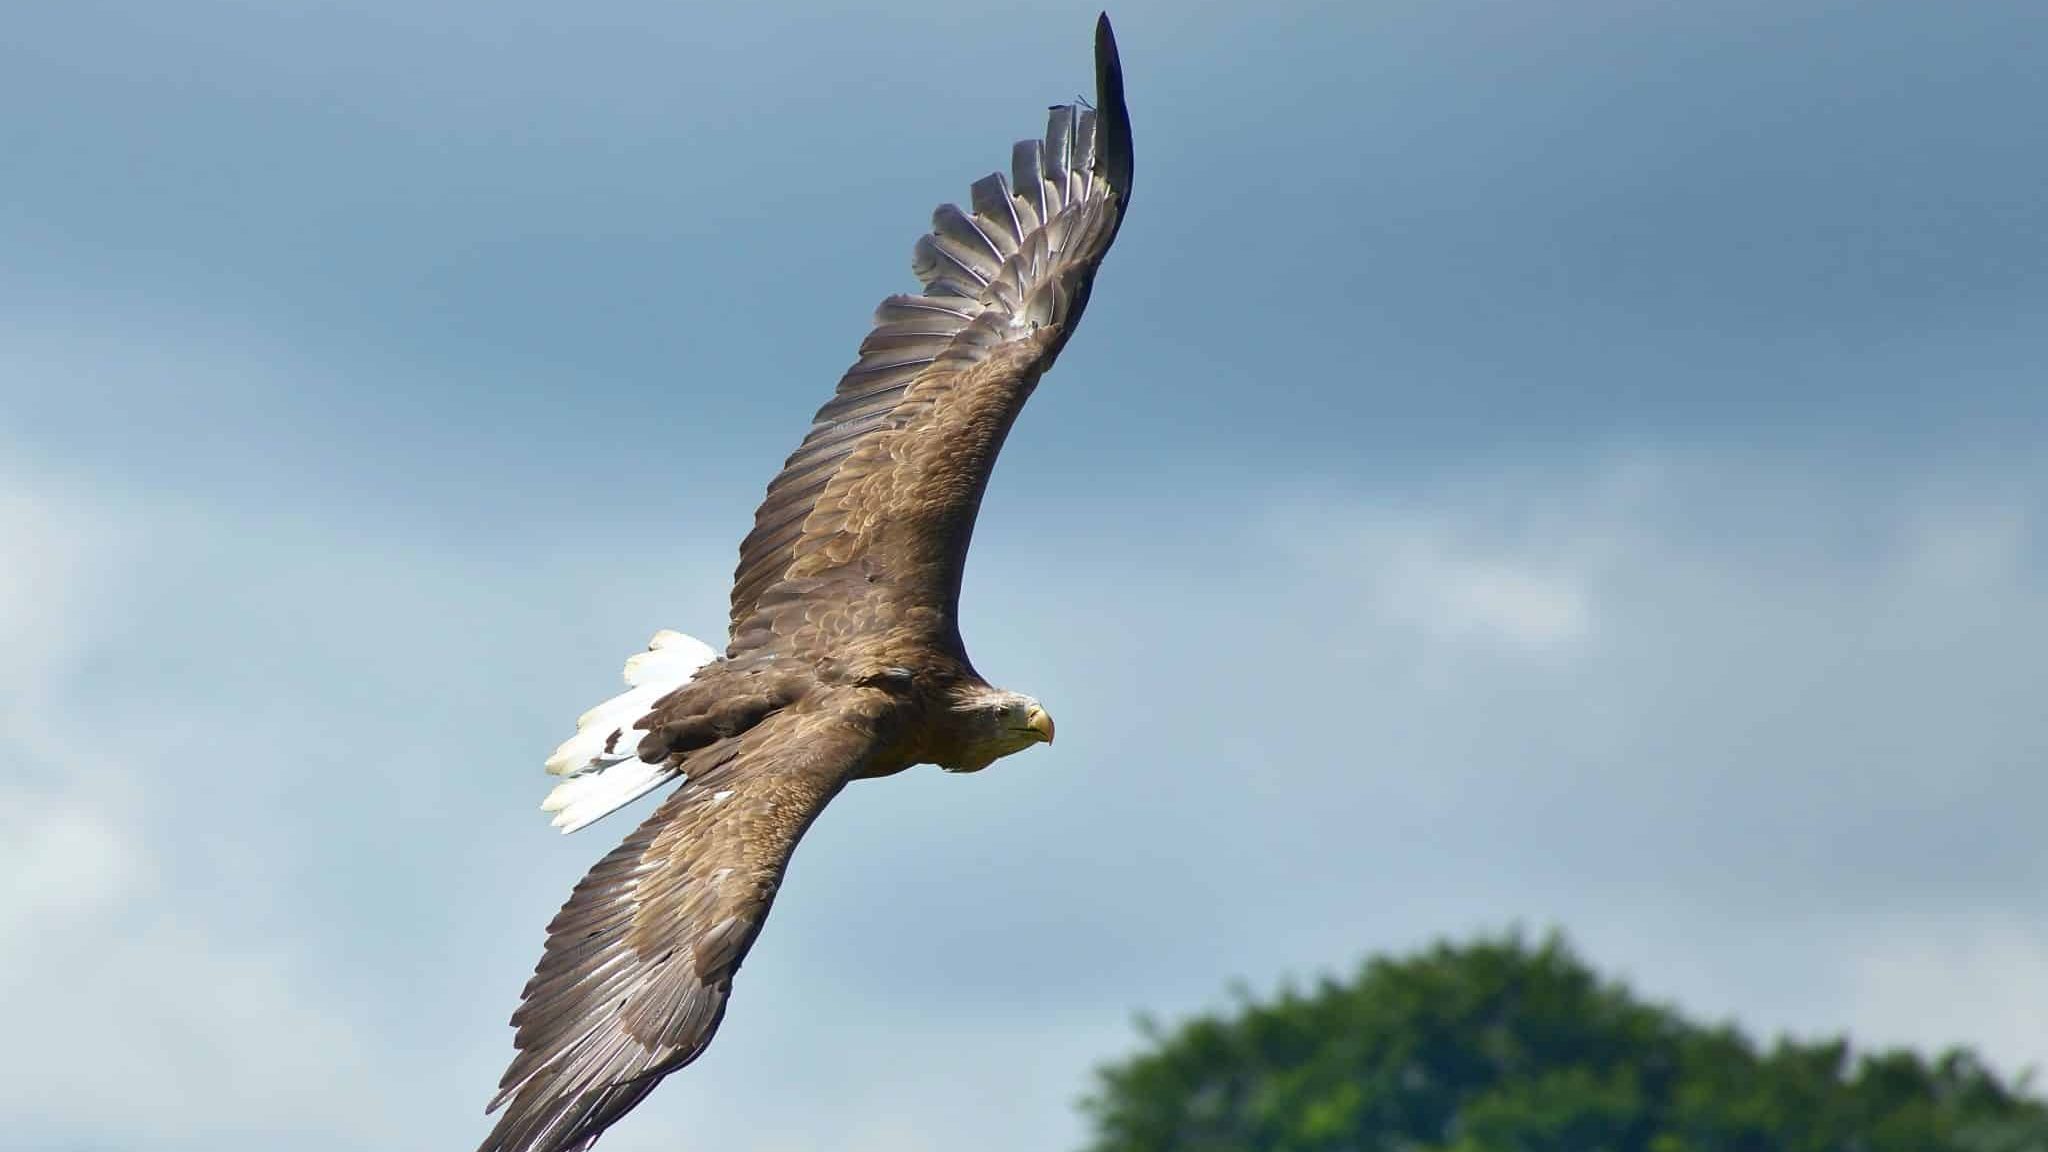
[728,15,1133,655]
[480,691,889,1152]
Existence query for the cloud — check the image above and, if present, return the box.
[1893,500,2033,591]
[1345,515,1596,650]
[1264,457,1678,664]
[0,470,382,1148]
[1844,916,2048,1078]
[1256,450,2047,1066]
[0,474,102,696]
[0,818,378,1142]
[0,797,140,935]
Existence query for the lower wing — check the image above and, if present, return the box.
[480,689,889,1152]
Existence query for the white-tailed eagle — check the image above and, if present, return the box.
[477,15,1133,1152]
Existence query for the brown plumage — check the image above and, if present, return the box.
[479,16,1133,1152]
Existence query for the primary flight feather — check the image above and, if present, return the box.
[478,15,1134,1152]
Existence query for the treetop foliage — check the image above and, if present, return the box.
[1081,931,2048,1152]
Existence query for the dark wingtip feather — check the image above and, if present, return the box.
[1093,13,1133,202]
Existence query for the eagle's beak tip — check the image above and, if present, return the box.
[1027,705,1055,745]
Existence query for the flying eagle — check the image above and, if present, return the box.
[477,15,1133,1152]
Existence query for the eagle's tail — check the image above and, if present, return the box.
[538,629,717,834]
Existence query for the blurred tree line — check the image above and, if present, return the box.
[1081,932,2048,1152]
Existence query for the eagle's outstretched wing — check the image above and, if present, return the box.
[480,689,889,1152]
[727,15,1133,656]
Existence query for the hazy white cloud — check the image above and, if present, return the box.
[1843,916,2048,1077]
[1361,523,1595,650]
[0,476,102,696]
[0,797,140,935]
[0,821,378,1140]
[1268,460,1666,659]
[0,470,383,1146]
[1179,450,2048,1079]
[1893,501,2032,591]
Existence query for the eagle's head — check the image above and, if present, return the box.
[941,687,1055,773]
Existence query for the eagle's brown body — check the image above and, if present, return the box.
[479,17,1133,1152]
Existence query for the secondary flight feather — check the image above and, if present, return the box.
[477,15,1133,1152]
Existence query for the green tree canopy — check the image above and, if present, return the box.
[1082,932,2048,1152]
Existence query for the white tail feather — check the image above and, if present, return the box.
[541,759,672,835]
[540,629,717,834]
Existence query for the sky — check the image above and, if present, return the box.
[3,1,2046,1149]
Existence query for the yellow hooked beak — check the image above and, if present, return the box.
[1025,704,1055,744]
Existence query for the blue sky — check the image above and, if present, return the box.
[3,2,2046,1150]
